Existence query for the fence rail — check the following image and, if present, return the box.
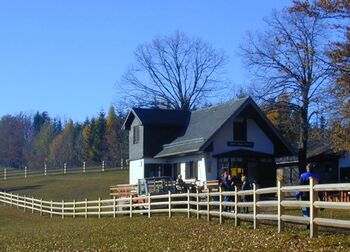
[1,178,350,238]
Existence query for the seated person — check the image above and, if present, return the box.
[175,174,187,192]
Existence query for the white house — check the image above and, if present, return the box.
[122,97,294,187]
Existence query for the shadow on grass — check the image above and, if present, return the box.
[4,185,43,193]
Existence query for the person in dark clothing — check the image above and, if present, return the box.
[241,176,251,213]
[296,163,320,220]
[220,170,234,212]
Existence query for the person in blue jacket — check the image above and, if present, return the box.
[296,163,320,221]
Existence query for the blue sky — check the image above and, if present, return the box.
[0,0,292,122]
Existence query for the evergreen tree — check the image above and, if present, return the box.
[105,106,119,162]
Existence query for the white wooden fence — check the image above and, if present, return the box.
[1,178,349,238]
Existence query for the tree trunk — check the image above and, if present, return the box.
[298,101,309,174]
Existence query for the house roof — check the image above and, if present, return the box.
[122,108,189,130]
[154,97,249,157]
[123,96,295,158]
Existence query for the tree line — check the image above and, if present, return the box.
[0,106,128,169]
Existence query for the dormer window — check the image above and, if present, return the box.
[233,119,247,141]
[133,126,140,144]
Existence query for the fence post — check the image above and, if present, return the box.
[309,177,319,238]
[62,200,64,219]
[98,197,101,219]
[25,166,27,179]
[207,189,210,222]
[277,180,284,233]
[73,200,76,219]
[129,195,133,218]
[50,200,53,218]
[187,189,190,218]
[148,193,151,218]
[4,168,6,181]
[85,198,88,219]
[44,163,47,176]
[83,162,86,173]
[32,197,34,213]
[113,196,116,218]
[168,191,171,218]
[196,189,199,220]
[9,193,12,207]
[253,183,259,229]
[40,198,43,216]
[64,163,67,174]
[102,161,105,172]
[24,195,26,212]
[17,194,19,209]
[219,186,223,224]
[234,186,239,227]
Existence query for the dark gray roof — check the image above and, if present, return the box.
[154,97,249,157]
[123,96,295,158]
[123,108,189,130]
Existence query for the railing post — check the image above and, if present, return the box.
[187,189,190,218]
[234,186,239,227]
[129,195,133,218]
[148,193,151,218]
[113,196,116,218]
[219,186,223,224]
[168,191,171,218]
[309,177,319,238]
[73,200,76,219]
[85,199,88,219]
[98,197,101,219]
[24,195,26,212]
[50,200,53,218]
[62,200,64,219]
[253,183,259,229]
[32,197,34,213]
[277,180,284,233]
[207,189,210,222]
[40,198,43,216]
[196,189,199,220]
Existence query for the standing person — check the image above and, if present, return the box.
[241,176,251,213]
[220,170,233,211]
[296,163,320,227]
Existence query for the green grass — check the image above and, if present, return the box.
[1,171,350,251]
[0,206,349,251]
[0,169,128,201]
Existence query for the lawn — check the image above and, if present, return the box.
[0,168,128,201]
[0,206,350,251]
[1,170,350,251]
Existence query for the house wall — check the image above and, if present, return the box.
[212,118,274,156]
[129,117,143,161]
[129,159,144,184]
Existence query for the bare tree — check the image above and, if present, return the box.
[240,9,332,172]
[119,31,227,111]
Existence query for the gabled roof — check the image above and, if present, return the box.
[123,97,295,158]
[122,108,189,130]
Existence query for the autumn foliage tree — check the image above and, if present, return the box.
[291,0,350,151]
[241,9,331,172]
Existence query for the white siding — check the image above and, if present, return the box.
[212,118,274,155]
[129,159,144,184]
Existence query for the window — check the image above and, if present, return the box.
[185,161,198,179]
[233,120,247,141]
[133,126,140,144]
